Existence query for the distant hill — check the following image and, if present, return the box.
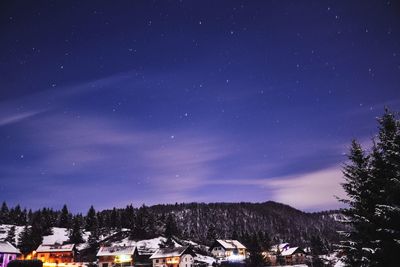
[0,201,345,251]
[148,201,345,248]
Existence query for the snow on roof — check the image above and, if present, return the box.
[36,244,75,253]
[112,236,181,255]
[96,246,137,257]
[0,241,21,254]
[215,240,246,250]
[280,247,304,256]
[271,243,290,252]
[149,246,190,259]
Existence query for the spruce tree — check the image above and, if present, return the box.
[85,205,97,232]
[206,225,217,246]
[40,208,53,235]
[69,217,84,244]
[87,219,100,261]
[164,214,179,238]
[123,204,135,230]
[371,109,400,265]
[130,205,154,239]
[339,108,400,266]
[310,235,325,267]
[0,202,9,224]
[18,224,42,255]
[110,208,121,230]
[5,226,16,246]
[246,234,265,267]
[58,204,71,228]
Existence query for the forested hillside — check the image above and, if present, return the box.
[0,201,344,252]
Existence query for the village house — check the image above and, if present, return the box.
[263,243,290,265]
[280,247,306,265]
[97,245,138,267]
[0,242,20,267]
[209,240,246,262]
[150,246,195,267]
[263,243,306,266]
[35,244,75,264]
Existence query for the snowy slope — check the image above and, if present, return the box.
[0,225,92,248]
[0,225,25,246]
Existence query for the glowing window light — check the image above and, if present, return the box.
[166,257,179,264]
[114,255,131,263]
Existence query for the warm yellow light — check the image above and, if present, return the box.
[166,258,179,264]
[115,255,131,263]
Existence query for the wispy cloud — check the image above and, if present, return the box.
[0,70,350,211]
[0,110,45,126]
[261,166,346,210]
[200,166,346,211]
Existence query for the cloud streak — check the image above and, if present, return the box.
[0,110,45,127]
[0,71,351,212]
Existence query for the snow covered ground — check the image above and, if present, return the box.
[0,224,24,245]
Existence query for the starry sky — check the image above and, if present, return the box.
[0,1,399,212]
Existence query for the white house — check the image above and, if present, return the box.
[97,245,138,267]
[150,246,195,267]
[209,240,246,262]
[35,243,76,264]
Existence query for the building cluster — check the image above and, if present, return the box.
[0,239,307,267]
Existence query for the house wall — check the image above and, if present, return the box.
[0,253,18,267]
[284,252,305,265]
[152,256,180,267]
[36,251,74,263]
[178,254,193,267]
[98,256,115,267]
[216,248,246,262]
[98,255,134,267]
[211,246,226,258]
[152,254,193,267]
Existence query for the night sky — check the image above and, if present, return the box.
[1,1,399,212]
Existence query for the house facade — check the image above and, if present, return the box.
[35,244,75,264]
[97,245,137,267]
[0,242,20,267]
[150,246,195,267]
[264,243,306,266]
[280,247,306,265]
[209,240,246,262]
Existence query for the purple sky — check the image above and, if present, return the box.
[0,1,399,212]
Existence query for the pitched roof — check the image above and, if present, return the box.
[214,240,246,250]
[36,244,75,253]
[271,243,290,252]
[149,246,191,259]
[0,241,21,254]
[280,247,304,256]
[96,246,137,257]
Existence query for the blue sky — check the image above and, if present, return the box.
[0,0,399,212]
